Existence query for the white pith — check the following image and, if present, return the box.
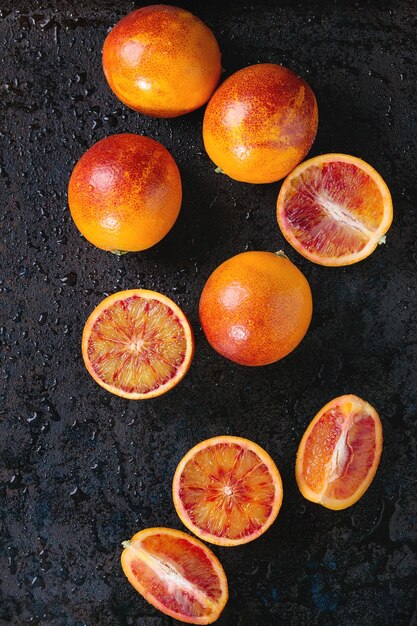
[318,192,374,238]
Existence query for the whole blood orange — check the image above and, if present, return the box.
[199,251,312,366]
[203,63,318,183]
[121,527,228,624]
[68,134,181,253]
[277,153,393,266]
[296,395,383,510]
[103,5,222,118]
[82,289,194,399]
[173,436,283,546]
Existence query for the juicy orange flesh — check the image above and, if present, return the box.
[129,533,222,618]
[87,296,187,394]
[281,161,385,258]
[179,443,276,540]
[302,406,377,500]
[302,406,344,493]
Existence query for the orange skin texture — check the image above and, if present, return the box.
[199,251,313,366]
[68,133,182,252]
[203,63,318,183]
[102,5,222,118]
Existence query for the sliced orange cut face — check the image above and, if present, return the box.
[121,527,228,625]
[82,289,194,399]
[277,154,393,266]
[173,436,283,546]
[296,395,383,510]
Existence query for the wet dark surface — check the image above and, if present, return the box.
[1,1,417,624]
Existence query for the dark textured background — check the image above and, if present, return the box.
[1,1,417,624]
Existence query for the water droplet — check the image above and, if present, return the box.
[69,486,87,505]
[60,271,77,286]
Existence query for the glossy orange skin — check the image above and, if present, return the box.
[68,134,181,252]
[199,251,313,366]
[203,64,318,183]
[102,5,222,118]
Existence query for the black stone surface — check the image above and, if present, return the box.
[1,1,417,624]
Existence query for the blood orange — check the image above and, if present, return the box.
[277,154,393,266]
[199,251,312,366]
[296,395,383,510]
[121,527,228,624]
[203,63,318,183]
[173,436,283,546]
[82,289,194,399]
[68,134,182,253]
[103,6,221,118]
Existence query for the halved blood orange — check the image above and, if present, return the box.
[277,154,393,266]
[121,527,228,624]
[296,395,383,510]
[173,436,283,546]
[82,289,194,399]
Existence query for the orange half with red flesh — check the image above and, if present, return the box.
[121,527,228,624]
[277,154,393,266]
[296,395,383,510]
[173,436,283,546]
[82,289,194,399]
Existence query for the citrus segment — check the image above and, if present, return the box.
[173,436,283,546]
[277,154,393,266]
[121,528,228,624]
[82,290,194,399]
[296,395,383,510]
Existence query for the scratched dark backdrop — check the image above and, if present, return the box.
[1,0,416,624]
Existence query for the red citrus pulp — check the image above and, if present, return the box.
[121,527,228,624]
[296,395,383,510]
[82,289,194,399]
[173,436,283,546]
[277,154,393,266]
